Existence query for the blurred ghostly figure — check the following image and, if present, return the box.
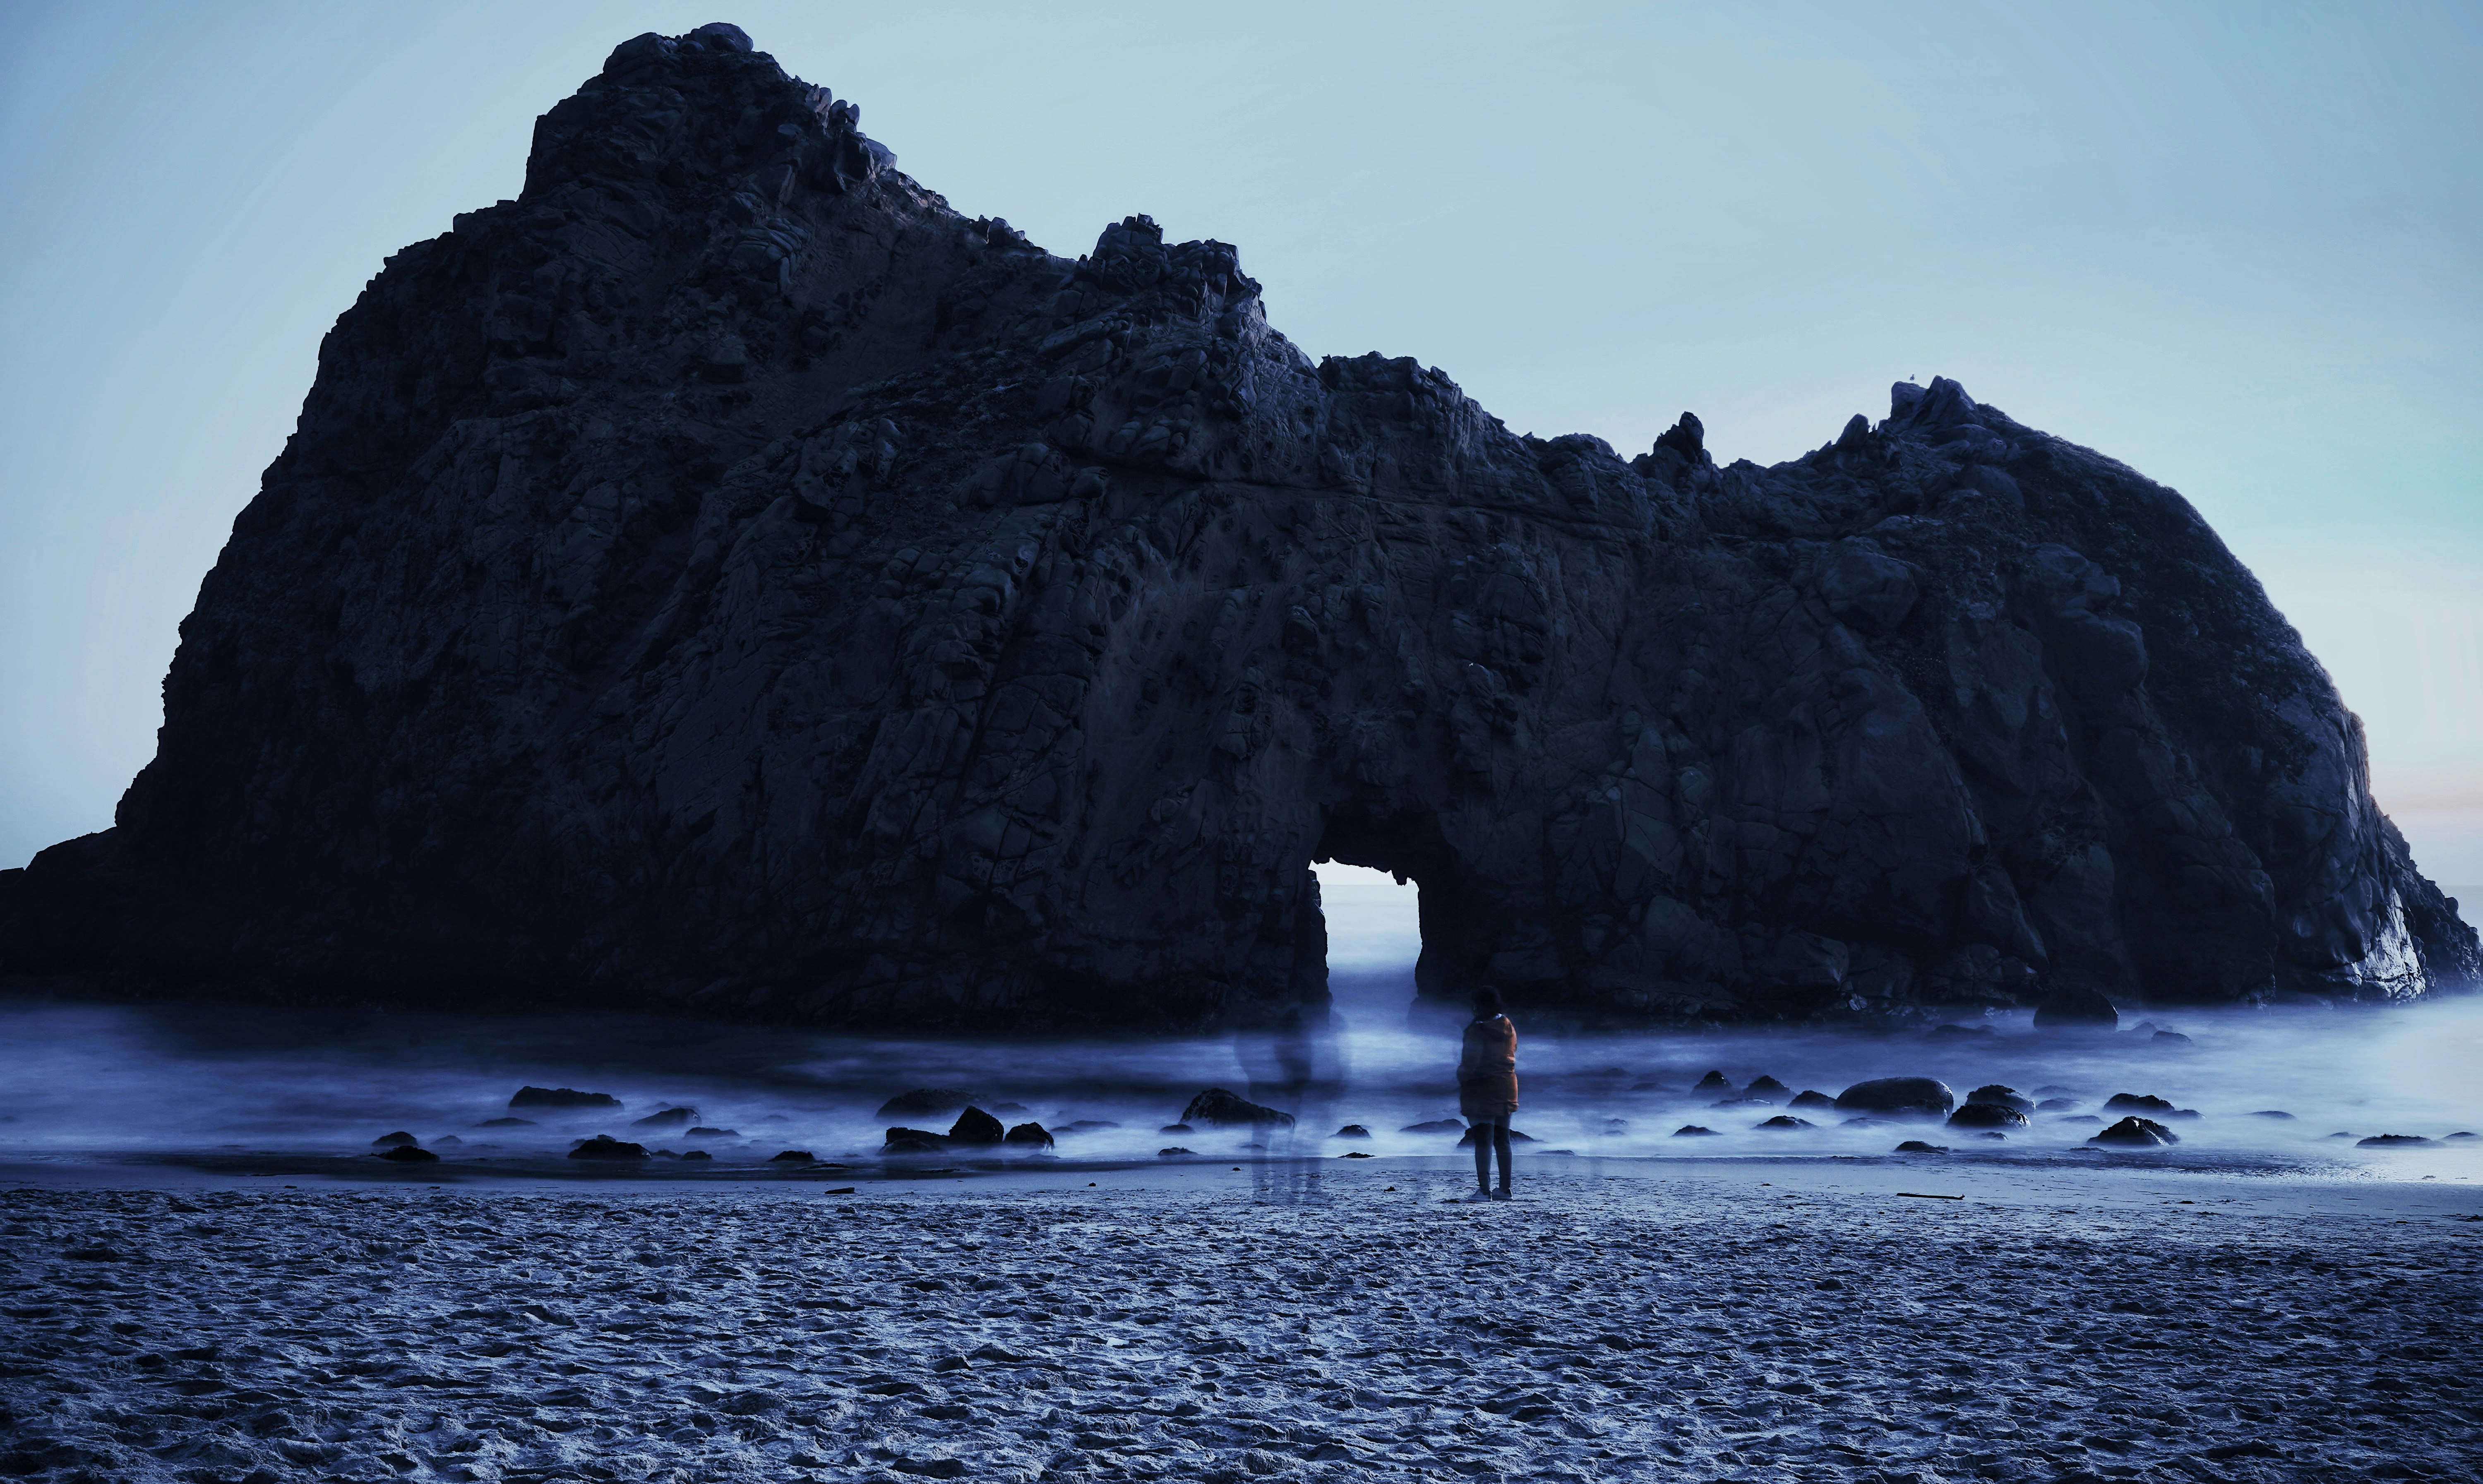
[1237,1004,1343,1206]
[1460,987,1519,1200]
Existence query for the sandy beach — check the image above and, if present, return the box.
[5,1157,2478,1484]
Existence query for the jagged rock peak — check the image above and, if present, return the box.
[2,26,2473,1030]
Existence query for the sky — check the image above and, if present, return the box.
[2,0,2477,890]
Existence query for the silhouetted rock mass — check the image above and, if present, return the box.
[2,25,2475,1029]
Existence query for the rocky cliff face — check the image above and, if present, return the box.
[5,23,2475,1028]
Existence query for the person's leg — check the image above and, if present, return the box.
[1493,1118,1513,1194]
[1472,1120,1492,1192]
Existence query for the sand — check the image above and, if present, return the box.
[4,1162,2478,1483]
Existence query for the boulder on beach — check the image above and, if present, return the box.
[1790,1090,1835,1109]
[1693,1071,1733,1093]
[512,1087,621,1109]
[376,1144,439,1162]
[1967,1085,2033,1114]
[1181,1088,1295,1128]
[1835,1077,1956,1116]
[630,1106,698,1129]
[876,1089,981,1119]
[1894,1141,1948,1153]
[568,1135,649,1160]
[1743,1076,1789,1100]
[1339,1150,1374,1158]
[1457,1126,1536,1146]
[1003,1122,1054,1148]
[1755,1115,1814,1131]
[1947,1103,2029,1130]
[2089,1117,2178,1147]
[2356,1134,2435,1148]
[476,1117,536,1127]
[947,1107,1006,1144]
[768,1150,815,1163]
[1401,1119,1464,1134]
[371,1131,418,1148]
[1333,1124,1371,1138]
[1672,1125,1720,1137]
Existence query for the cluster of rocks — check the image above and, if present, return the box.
[4,22,2473,1030]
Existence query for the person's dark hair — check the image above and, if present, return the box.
[1471,987,1504,1020]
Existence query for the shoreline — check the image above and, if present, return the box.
[4,1165,2477,1482]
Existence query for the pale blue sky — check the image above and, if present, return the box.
[4,1,2478,885]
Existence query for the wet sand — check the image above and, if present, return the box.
[5,1157,2478,1483]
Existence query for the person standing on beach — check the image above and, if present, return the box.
[1459,988,1518,1201]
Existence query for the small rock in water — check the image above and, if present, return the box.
[1061,1120,1120,1132]
[1742,1075,1790,1100]
[1456,1126,1536,1146]
[2033,1084,2078,1095]
[990,1102,1029,1115]
[1002,1122,1054,1148]
[1693,1071,1733,1093]
[630,1106,698,1129]
[2448,1132,2480,1141]
[2152,1030,2193,1045]
[371,1131,419,1148]
[2249,1110,2295,1120]
[680,1150,711,1161]
[1973,1131,2008,1140]
[767,1150,816,1163]
[1672,1125,1721,1138]
[2055,1114,2104,1125]
[1789,1090,1835,1109]
[2037,1097,2080,1112]
[2090,1117,2179,1147]
[1755,1115,1813,1131]
[1842,1117,1884,1128]
[568,1135,649,1160]
[2104,1092,2178,1112]
[432,1135,462,1146]
[376,1145,439,1162]
[1339,1150,1374,1158]
[947,1107,1006,1145]
[686,1126,738,1137]
[2326,1131,2355,1140]
[1157,1147,1193,1157]
[1835,1077,1956,1116]
[512,1087,621,1109]
[1400,1119,1463,1134]
[1894,1140,1948,1153]
[475,1117,536,1127]
[1159,1123,1195,1134]
[881,1129,949,1155]
[1967,1084,2033,1113]
[1600,1117,1630,1133]
[876,1088,982,1119]
[1332,1124,1371,1138]
[1947,1102,2028,1130]
[2356,1134,2434,1148]
[1181,1088,1295,1128]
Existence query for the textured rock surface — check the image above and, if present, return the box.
[2,24,2476,1029]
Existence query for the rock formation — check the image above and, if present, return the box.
[3,23,2476,1028]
